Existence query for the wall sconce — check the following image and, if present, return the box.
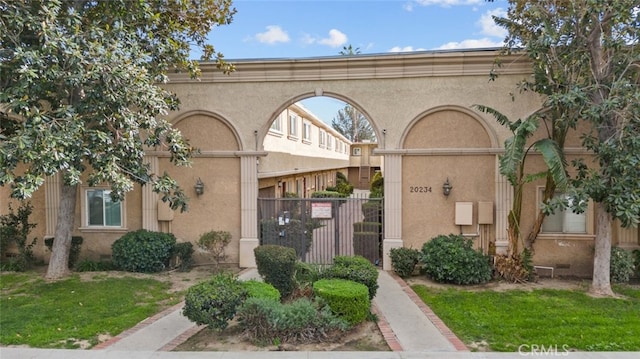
[194,178,204,196]
[443,178,453,197]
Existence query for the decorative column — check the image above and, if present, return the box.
[381,151,404,270]
[44,173,61,238]
[142,155,159,231]
[494,155,511,254]
[238,152,265,267]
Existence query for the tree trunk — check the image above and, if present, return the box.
[45,183,78,280]
[589,202,614,297]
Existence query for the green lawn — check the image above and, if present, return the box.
[412,284,640,352]
[0,272,180,348]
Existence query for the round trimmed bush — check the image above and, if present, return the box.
[111,229,176,273]
[389,247,421,278]
[322,255,379,299]
[610,246,634,283]
[313,278,369,325]
[421,234,492,285]
[241,280,281,302]
[182,272,247,331]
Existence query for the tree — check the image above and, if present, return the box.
[339,44,361,56]
[493,0,640,296]
[474,105,568,259]
[0,0,236,279]
[331,104,375,142]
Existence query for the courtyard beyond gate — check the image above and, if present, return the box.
[257,193,383,266]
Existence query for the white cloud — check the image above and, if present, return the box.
[478,8,507,38]
[388,46,426,53]
[413,0,483,7]
[318,29,348,48]
[436,38,504,50]
[255,25,290,45]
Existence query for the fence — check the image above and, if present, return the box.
[257,195,383,265]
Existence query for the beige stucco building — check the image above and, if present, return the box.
[2,49,639,276]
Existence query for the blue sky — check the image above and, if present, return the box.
[198,0,508,124]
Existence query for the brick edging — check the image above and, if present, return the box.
[371,303,403,351]
[389,272,470,352]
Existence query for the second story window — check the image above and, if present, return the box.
[288,114,298,137]
[303,121,311,142]
[319,130,326,148]
[270,113,283,132]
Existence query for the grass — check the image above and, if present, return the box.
[0,272,180,348]
[412,284,640,352]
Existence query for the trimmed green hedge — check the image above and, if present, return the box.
[254,245,297,298]
[111,230,176,273]
[182,272,246,330]
[421,234,492,285]
[313,278,369,325]
[241,280,281,302]
[322,255,379,299]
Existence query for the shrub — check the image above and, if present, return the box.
[311,191,346,198]
[361,201,382,222]
[313,278,370,325]
[182,272,247,330]
[634,249,640,277]
[111,229,176,273]
[389,247,421,278]
[197,230,231,267]
[610,247,635,283]
[254,245,297,298]
[421,234,492,285]
[44,236,83,269]
[241,280,281,302]
[322,255,379,299]
[172,242,194,272]
[369,172,384,198]
[75,259,116,272]
[0,201,37,271]
[238,297,347,344]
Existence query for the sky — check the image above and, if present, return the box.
[197,0,508,124]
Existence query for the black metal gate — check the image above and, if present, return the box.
[257,195,383,265]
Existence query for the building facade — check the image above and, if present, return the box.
[2,49,638,276]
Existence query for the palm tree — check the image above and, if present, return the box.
[474,105,568,257]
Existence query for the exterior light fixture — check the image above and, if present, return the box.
[194,178,204,196]
[443,178,452,197]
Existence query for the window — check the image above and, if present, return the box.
[86,189,122,227]
[352,147,361,156]
[303,121,311,142]
[327,135,333,150]
[288,114,298,137]
[270,113,283,132]
[539,190,586,234]
[319,130,326,148]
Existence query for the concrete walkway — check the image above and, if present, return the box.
[1,268,638,359]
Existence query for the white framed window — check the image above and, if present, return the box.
[538,189,589,234]
[327,135,333,150]
[270,113,283,133]
[85,188,124,227]
[352,147,361,156]
[288,114,298,137]
[303,120,311,142]
[319,130,326,148]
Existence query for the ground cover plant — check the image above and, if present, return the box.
[412,284,640,352]
[0,272,178,348]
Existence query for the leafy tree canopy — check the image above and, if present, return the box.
[331,104,375,143]
[0,0,236,211]
[494,0,640,227]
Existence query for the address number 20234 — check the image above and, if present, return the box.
[409,186,432,193]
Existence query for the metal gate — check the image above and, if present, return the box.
[257,195,383,265]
